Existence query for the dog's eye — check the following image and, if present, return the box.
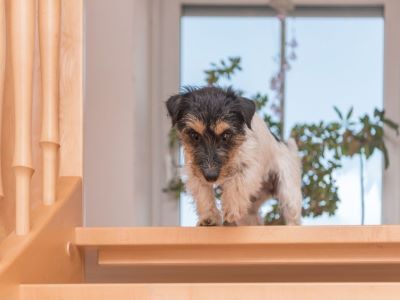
[222,131,232,142]
[189,130,200,141]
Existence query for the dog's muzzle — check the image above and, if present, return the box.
[202,168,220,182]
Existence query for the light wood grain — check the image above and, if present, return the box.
[80,226,400,283]
[59,0,82,177]
[39,0,61,205]
[10,0,35,235]
[0,0,83,238]
[98,243,400,266]
[0,0,40,239]
[0,0,5,200]
[0,177,83,300]
[19,283,400,300]
[84,258,400,283]
[75,226,400,246]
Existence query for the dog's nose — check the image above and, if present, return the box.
[203,168,219,182]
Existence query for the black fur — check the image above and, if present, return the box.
[166,86,255,131]
[166,86,256,182]
[165,94,182,126]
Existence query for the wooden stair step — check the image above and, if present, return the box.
[20,283,400,300]
[75,226,400,246]
[75,226,400,282]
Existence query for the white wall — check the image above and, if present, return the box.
[85,0,153,226]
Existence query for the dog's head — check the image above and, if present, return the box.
[166,86,256,183]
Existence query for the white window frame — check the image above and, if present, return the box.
[151,0,400,225]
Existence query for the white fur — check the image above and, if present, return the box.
[184,114,302,226]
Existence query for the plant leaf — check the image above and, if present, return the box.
[346,107,354,120]
[333,106,343,120]
[383,118,400,135]
[382,143,390,169]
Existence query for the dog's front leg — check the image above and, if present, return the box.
[186,177,221,226]
[221,178,251,226]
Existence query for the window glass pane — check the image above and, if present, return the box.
[181,16,280,226]
[285,17,384,224]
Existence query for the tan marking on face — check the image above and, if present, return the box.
[214,120,231,135]
[185,115,205,134]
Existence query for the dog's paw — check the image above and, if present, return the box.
[223,220,237,226]
[223,203,249,224]
[197,217,219,226]
[285,218,301,226]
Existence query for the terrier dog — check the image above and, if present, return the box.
[166,86,302,226]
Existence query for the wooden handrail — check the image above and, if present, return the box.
[10,0,35,235]
[0,0,5,199]
[39,0,61,205]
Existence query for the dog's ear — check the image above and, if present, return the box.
[238,97,256,129]
[166,94,182,126]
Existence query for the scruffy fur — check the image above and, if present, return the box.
[166,87,302,226]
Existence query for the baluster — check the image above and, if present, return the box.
[39,0,60,205]
[0,0,5,199]
[10,0,35,235]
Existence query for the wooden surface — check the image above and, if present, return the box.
[0,0,5,200]
[10,0,35,235]
[75,226,400,246]
[10,0,35,170]
[98,243,400,266]
[19,283,400,300]
[0,177,83,300]
[85,261,400,283]
[0,0,83,238]
[39,0,61,205]
[79,226,400,283]
[59,0,83,177]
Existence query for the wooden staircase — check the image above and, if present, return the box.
[16,225,400,299]
[14,209,400,300]
[1,178,400,299]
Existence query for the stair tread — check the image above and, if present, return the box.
[20,283,400,300]
[75,225,400,246]
[75,226,400,282]
[75,227,400,266]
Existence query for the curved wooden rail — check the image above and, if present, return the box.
[39,0,61,205]
[10,0,35,235]
[0,0,5,198]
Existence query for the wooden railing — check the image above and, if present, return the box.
[0,1,82,298]
[10,0,35,235]
[3,0,61,235]
[38,0,60,206]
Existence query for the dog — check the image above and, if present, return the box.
[166,86,302,226]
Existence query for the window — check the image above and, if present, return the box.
[181,15,280,226]
[180,7,384,226]
[285,16,384,225]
